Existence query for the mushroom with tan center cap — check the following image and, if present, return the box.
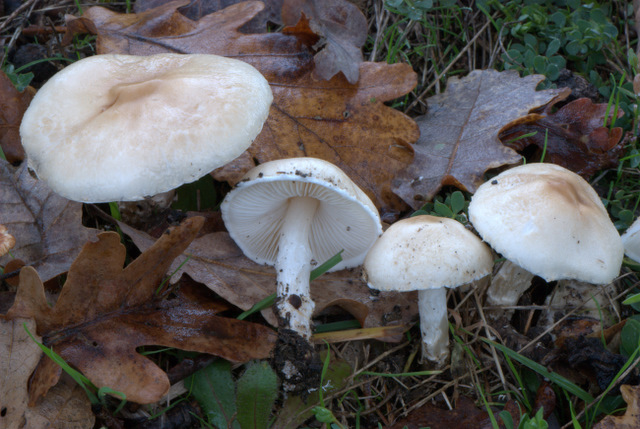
[469,163,623,310]
[20,53,273,203]
[363,215,493,365]
[221,157,382,340]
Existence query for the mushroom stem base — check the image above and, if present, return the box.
[418,288,449,366]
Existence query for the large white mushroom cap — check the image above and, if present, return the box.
[469,163,623,284]
[20,53,273,202]
[364,215,493,292]
[221,157,382,271]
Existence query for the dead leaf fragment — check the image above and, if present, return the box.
[0,317,42,429]
[393,69,570,209]
[65,0,419,215]
[500,98,625,178]
[118,222,419,330]
[0,224,16,256]
[282,0,368,83]
[6,217,277,404]
[0,160,100,282]
[0,70,33,163]
[593,384,640,428]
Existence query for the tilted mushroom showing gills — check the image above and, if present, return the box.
[363,215,493,365]
[469,163,623,310]
[20,53,273,202]
[221,157,382,340]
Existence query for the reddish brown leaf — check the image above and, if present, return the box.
[392,70,570,209]
[500,98,625,177]
[6,217,276,404]
[0,160,100,282]
[593,385,640,429]
[117,222,419,330]
[282,0,368,83]
[0,71,32,163]
[65,0,418,215]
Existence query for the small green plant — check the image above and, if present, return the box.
[412,190,469,224]
[311,343,346,429]
[2,63,34,92]
[500,407,549,429]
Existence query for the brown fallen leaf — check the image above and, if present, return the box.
[23,373,95,429]
[392,69,570,209]
[0,224,16,257]
[593,384,640,429]
[117,221,419,330]
[0,317,43,429]
[64,0,418,216]
[6,217,277,404]
[500,97,625,178]
[0,160,100,282]
[281,0,367,83]
[0,70,33,163]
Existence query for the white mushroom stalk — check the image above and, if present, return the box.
[364,215,493,366]
[275,197,319,337]
[221,158,382,340]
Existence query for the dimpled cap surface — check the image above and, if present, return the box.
[20,53,273,202]
[469,163,623,283]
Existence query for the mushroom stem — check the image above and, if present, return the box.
[418,288,449,365]
[274,196,320,339]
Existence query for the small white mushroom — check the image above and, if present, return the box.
[20,53,273,202]
[469,163,623,310]
[221,157,382,339]
[363,215,493,366]
[621,217,640,263]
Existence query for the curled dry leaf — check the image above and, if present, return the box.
[5,217,276,404]
[64,0,419,216]
[0,224,16,257]
[117,221,419,331]
[500,97,625,178]
[0,160,100,282]
[392,70,570,209]
[0,70,33,163]
[282,0,368,83]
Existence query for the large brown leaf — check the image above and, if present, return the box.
[118,221,419,330]
[392,70,570,209]
[6,217,276,404]
[593,384,640,429]
[64,1,418,216]
[0,71,32,163]
[0,160,100,281]
[500,97,625,177]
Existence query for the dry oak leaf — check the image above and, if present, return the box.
[0,71,33,163]
[0,224,16,257]
[500,97,625,178]
[393,69,570,210]
[281,0,368,84]
[0,159,100,282]
[593,384,640,429]
[0,317,43,429]
[6,217,277,404]
[64,0,419,216]
[118,221,419,330]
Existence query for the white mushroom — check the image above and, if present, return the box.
[621,217,640,263]
[363,215,493,365]
[469,163,623,310]
[220,157,382,339]
[20,53,273,202]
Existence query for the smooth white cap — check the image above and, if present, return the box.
[20,53,273,202]
[363,215,493,292]
[469,163,623,283]
[220,157,382,271]
[622,217,640,263]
